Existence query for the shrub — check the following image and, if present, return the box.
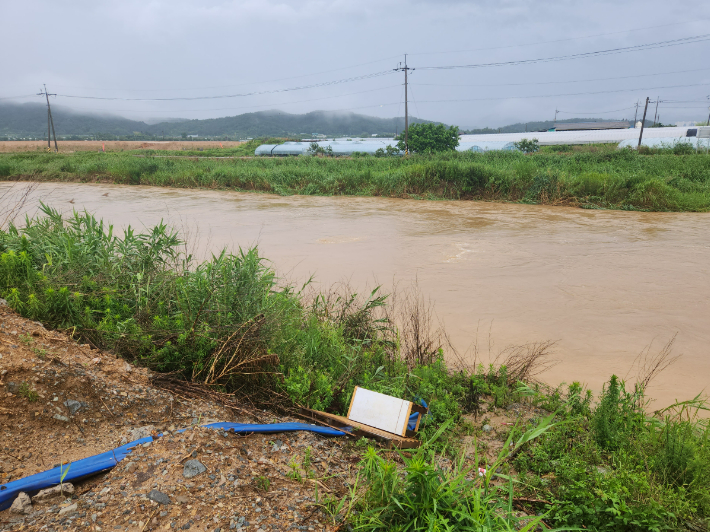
[514,138,540,154]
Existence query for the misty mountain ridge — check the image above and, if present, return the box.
[1,102,631,139]
[0,103,435,138]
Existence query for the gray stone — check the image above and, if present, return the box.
[147,489,171,505]
[32,483,75,503]
[9,492,32,514]
[183,459,207,479]
[0,298,7,306]
[53,414,70,422]
[58,502,78,515]
[6,382,18,394]
[125,425,156,441]
[63,400,86,415]
[482,424,492,432]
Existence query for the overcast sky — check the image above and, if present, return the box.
[2,0,710,127]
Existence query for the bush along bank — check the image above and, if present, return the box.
[1,208,709,531]
[2,147,710,211]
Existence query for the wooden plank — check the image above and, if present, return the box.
[348,387,412,436]
[411,404,428,416]
[300,408,420,449]
[401,401,413,437]
[346,385,358,419]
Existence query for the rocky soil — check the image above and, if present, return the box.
[0,304,360,531]
[0,303,546,531]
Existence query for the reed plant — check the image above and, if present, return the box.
[2,206,710,530]
[2,147,710,210]
[0,205,466,420]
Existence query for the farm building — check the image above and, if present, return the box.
[552,121,630,131]
[253,127,710,155]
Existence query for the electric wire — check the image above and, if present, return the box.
[0,94,37,100]
[56,71,395,101]
[556,106,638,115]
[48,84,403,115]
[408,19,709,56]
[408,82,710,105]
[417,34,710,71]
[32,35,710,104]
[47,55,403,93]
[412,66,710,88]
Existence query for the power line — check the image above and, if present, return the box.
[48,80,708,116]
[557,106,637,115]
[411,66,710,88]
[0,94,37,100]
[48,84,403,115]
[47,55,403,93]
[417,33,710,71]
[407,82,710,105]
[408,19,709,56]
[45,35,710,104]
[56,70,395,101]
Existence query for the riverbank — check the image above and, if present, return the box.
[2,180,708,408]
[1,209,709,530]
[2,145,710,211]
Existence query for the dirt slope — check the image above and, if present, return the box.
[0,304,357,531]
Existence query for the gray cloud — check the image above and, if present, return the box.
[2,0,709,127]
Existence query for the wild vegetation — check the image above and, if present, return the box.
[1,207,709,530]
[2,143,710,210]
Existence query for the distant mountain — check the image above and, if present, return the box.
[0,102,639,140]
[0,102,154,138]
[153,110,437,138]
[0,103,436,139]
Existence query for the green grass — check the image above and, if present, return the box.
[1,208,709,530]
[0,205,462,419]
[2,146,710,211]
[350,420,557,531]
[513,380,710,531]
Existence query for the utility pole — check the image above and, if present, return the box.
[653,96,660,127]
[554,108,559,124]
[394,55,413,154]
[638,97,650,149]
[37,84,58,152]
[634,100,639,125]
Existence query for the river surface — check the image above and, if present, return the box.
[2,182,709,407]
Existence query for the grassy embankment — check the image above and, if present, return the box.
[1,207,709,530]
[1,140,710,211]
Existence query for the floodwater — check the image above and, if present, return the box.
[2,182,709,407]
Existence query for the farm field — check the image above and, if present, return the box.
[0,140,245,153]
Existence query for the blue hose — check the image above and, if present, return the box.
[0,421,345,510]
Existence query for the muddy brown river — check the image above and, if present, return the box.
[2,182,709,407]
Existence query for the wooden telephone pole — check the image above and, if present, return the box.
[395,55,414,154]
[38,84,58,152]
[638,97,650,149]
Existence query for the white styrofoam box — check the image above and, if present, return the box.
[347,386,412,436]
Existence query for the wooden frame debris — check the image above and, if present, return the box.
[301,387,428,449]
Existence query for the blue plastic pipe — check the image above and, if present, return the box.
[0,422,345,510]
